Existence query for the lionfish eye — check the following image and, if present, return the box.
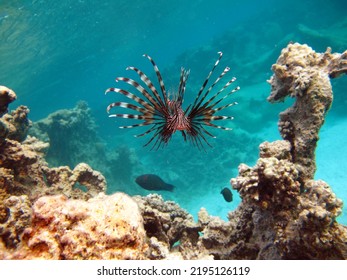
[105,52,240,150]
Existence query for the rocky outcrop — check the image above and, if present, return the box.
[1,193,147,260]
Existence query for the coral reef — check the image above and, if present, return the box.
[0,97,107,252]
[29,102,142,194]
[29,101,106,169]
[268,43,347,182]
[1,193,147,260]
[1,43,347,260]
[0,86,16,117]
[0,195,31,249]
[0,105,30,144]
[0,134,106,202]
[228,43,347,259]
[231,139,346,259]
[133,194,205,259]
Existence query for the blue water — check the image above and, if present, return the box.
[1,0,346,224]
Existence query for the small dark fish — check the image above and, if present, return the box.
[221,187,233,202]
[135,174,174,192]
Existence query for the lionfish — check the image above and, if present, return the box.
[105,51,240,149]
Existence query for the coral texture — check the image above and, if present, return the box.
[133,194,203,259]
[0,195,32,249]
[268,43,347,181]
[0,135,106,202]
[231,139,347,259]
[1,43,347,260]
[0,86,16,117]
[228,43,347,259]
[29,101,106,169]
[0,105,30,143]
[0,97,107,252]
[1,193,147,260]
[29,102,142,193]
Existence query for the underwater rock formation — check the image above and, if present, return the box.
[1,193,147,260]
[0,195,31,249]
[0,105,30,143]
[0,133,106,202]
[229,43,347,259]
[133,194,204,259]
[0,98,107,252]
[268,43,347,182]
[29,101,106,169]
[231,140,346,259]
[1,43,347,260]
[0,86,16,117]
[30,102,142,193]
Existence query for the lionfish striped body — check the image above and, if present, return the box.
[105,52,240,149]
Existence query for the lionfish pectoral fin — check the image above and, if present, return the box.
[204,121,233,131]
[181,130,187,141]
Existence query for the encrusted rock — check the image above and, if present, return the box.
[134,194,199,249]
[0,195,32,249]
[0,86,16,117]
[0,128,106,202]
[268,43,347,182]
[227,43,347,260]
[1,193,147,260]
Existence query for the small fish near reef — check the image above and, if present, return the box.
[221,187,233,202]
[135,174,174,192]
[105,52,240,150]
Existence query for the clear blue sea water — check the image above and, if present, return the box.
[1,0,346,224]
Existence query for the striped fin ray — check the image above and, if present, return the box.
[119,121,154,129]
[143,54,168,104]
[177,68,190,103]
[144,128,168,150]
[115,77,163,113]
[199,78,238,111]
[127,66,167,111]
[195,115,234,121]
[109,113,148,120]
[106,102,148,114]
[105,87,153,112]
[208,101,239,115]
[190,51,223,110]
[187,124,214,150]
[205,86,240,111]
[134,124,164,138]
[191,66,230,113]
[202,121,233,131]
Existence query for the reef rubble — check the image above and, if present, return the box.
[1,42,347,259]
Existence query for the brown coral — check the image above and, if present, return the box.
[1,102,107,252]
[1,193,147,260]
[268,43,347,182]
[0,195,32,249]
[232,140,301,211]
[134,194,200,259]
[227,43,347,259]
[0,86,16,117]
[42,163,106,200]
